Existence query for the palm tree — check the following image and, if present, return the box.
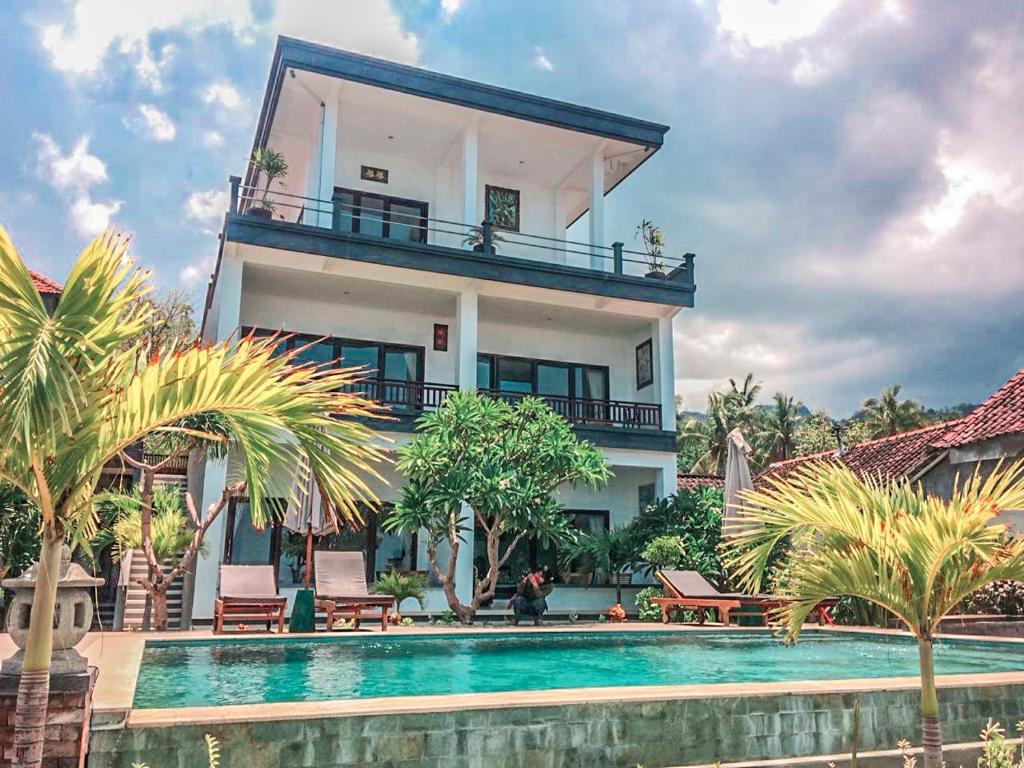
[728,373,762,408]
[0,226,385,767]
[861,384,929,437]
[680,379,761,474]
[725,461,1024,768]
[762,392,802,462]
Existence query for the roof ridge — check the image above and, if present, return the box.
[28,269,63,294]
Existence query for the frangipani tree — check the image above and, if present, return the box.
[384,391,610,624]
[0,226,385,767]
[725,461,1024,768]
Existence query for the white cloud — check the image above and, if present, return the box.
[716,0,844,49]
[533,47,553,71]
[440,0,463,21]
[202,81,243,111]
[272,0,418,63]
[184,189,229,223]
[180,255,215,286]
[202,131,224,148]
[37,0,419,87]
[37,1,256,77]
[70,196,123,238]
[33,133,107,192]
[127,104,177,141]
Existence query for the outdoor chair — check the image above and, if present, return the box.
[653,570,834,626]
[314,551,395,631]
[213,565,288,634]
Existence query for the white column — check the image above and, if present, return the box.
[553,189,566,264]
[453,288,479,605]
[656,456,677,500]
[651,313,677,433]
[462,122,479,235]
[589,149,605,270]
[192,253,243,620]
[456,288,479,389]
[316,94,339,228]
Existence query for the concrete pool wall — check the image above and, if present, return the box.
[88,672,1024,767]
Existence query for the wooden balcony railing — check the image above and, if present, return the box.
[479,389,662,430]
[346,380,662,430]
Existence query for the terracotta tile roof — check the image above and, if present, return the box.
[759,420,958,485]
[677,473,725,491]
[29,270,63,295]
[931,366,1024,449]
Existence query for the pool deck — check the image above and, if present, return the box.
[6,621,1020,728]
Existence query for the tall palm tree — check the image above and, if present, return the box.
[861,384,929,437]
[762,392,802,462]
[680,375,763,474]
[0,226,385,768]
[725,461,1024,768]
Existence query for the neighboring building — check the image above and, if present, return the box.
[760,365,1024,534]
[193,37,696,618]
[29,269,62,315]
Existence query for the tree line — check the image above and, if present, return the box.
[677,373,973,475]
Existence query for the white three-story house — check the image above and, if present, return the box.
[192,36,697,619]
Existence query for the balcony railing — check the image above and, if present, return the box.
[346,379,661,430]
[229,177,695,282]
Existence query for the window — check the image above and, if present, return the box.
[332,188,428,243]
[245,329,426,411]
[477,354,609,403]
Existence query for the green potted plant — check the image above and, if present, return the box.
[373,569,427,620]
[462,225,505,255]
[249,147,289,220]
[635,219,666,278]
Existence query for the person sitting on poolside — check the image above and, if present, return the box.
[509,566,554,626]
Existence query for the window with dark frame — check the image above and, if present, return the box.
[476,353,609,404]
[332,187,428,243]
[244,328,426,411]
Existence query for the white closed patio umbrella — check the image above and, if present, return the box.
[283,461,339,589]
[722,428,754,537]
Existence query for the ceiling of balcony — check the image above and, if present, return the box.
[270,69,654,219]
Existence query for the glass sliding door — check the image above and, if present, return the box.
[496,358,532,394]
[382,347,421,409]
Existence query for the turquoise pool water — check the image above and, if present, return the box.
[132,630,1024,709]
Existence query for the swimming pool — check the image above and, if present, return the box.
[132,630,1024,709]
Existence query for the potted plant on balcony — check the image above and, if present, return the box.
[462,225,505,255]
[635,219,666,278]
[248,147,289,220]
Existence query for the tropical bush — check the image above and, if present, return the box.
[98,486,201,563]
[373,570,427,615]
[634,488,724,582]
[640,535,686,570]
[634,586,662,622]
[0,484,41,580]
[963,580,1024,616]
[559,524,637,605]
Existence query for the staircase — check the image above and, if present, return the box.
[119,551,186,630]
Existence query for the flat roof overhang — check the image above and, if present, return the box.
[224,214,696,309]
[257,36,669,157]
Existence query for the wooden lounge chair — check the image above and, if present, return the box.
[653,570,833,626]
[652,570,744,625]
[214,565,287,634]
[314,551,394,631]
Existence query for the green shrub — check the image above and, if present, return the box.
[634,488,725,582]
[963,581,1024,616]
[0,484,41,579]
[373,570,427,614]
[634,586,662,622]
[640,535,685,570]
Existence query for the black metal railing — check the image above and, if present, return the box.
[228,176,696,283]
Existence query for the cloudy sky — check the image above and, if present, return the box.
[2,0,1022,415]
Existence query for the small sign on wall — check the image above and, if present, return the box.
[433,324,449,352]
[360,165,389,183]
